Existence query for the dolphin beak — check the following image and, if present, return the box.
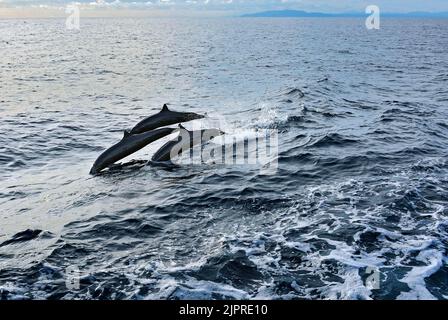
[190,113,205,120]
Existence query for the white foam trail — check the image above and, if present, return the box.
[145,276,249,300]
[397,249,442,300]
[324,268,372,300]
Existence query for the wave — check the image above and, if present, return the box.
[307,133,359,148]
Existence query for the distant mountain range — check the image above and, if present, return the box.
[241,9,448,18]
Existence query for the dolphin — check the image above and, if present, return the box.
[130,104,205,134]
[151,124,224,162]
[90,127,177,175]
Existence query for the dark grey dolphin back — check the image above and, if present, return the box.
[90,127,177,175]
[151,126,224,162]
[150,127,188,162]
[130,104,205,134]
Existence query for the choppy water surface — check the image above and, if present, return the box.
[1,17,448,300]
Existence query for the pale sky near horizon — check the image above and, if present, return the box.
[1,0,448,20]
[1,0,448,13]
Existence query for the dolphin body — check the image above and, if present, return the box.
[130,104,205,134]
[90,127,177,175]
[151,125,224,162]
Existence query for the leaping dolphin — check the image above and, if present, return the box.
[151,124,224,162]
[130,104,205,134]
[90,127,177,175]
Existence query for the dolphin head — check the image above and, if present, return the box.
[185,112,205,121]
[89,164,100,175]
[161,104,205,121]
[90,154,109,174]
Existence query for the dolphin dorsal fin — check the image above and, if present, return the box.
[161,104,169,112]
[123,130,131,139]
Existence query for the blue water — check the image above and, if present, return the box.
[0,17,448,300]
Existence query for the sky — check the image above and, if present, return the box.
[1,0,448,18]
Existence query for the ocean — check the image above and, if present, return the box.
[0,17,447,300]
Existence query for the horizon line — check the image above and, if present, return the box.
[1,6,448,19]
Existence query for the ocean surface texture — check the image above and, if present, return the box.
[0,17,447,300]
